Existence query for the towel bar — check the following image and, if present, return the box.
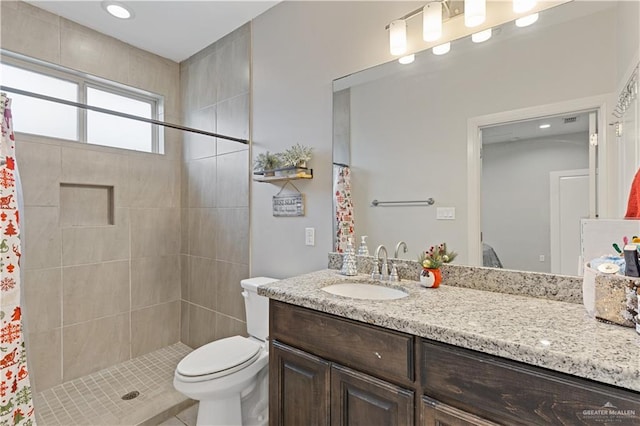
[371,198,434,207]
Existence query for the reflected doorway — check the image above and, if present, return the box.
[480,110,596,274]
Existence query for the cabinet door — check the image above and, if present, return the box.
[331,364,414,426]
[422,397,498,426]
[270,341,331,426]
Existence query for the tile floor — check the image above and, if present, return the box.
[33,343,194,425]
[158,403,198,426]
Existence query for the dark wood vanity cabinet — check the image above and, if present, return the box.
[270,341,330,426]
[269,300,640,426]
[421,397,499,426]
[421,340,640,425]
[331,364,414,425]
[269,300,415,426]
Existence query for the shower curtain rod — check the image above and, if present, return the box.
[0,85,249,145]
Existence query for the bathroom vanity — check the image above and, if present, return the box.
[259,270,640,425]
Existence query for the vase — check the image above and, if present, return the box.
[419,268,441,288]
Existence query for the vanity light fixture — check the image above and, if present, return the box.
[399,54,415,65]
[515,13,539,27]
[464,0,486,28]
[539,123,551,129]
[102,1,134,20]
[389,19,408,55]
[423,2,443,42]
[432,42,451,55]
[471,28,492,43]
[513,0,537,14]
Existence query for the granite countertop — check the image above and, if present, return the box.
[258,269,640,393]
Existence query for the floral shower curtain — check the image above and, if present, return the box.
[0,94,36,425]
[333,165,354,253]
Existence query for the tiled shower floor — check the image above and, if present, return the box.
[34,343,194,426]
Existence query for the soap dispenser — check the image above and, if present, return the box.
[340,237,358,276]
[357,236,370,256]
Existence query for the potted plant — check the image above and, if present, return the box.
[417,243,457,288]
[253,151,283,176]
[282,143,313,169]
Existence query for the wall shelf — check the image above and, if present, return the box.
[253,167,313,183]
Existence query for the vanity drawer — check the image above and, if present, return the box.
[270,300,414,386]
[421,340,640,425]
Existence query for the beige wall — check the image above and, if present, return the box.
[179,24,251,348]
[1,1,181,391]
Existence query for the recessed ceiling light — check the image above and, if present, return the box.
[102,1,134,20]
[539,124,551,129]
[398,54,415,65]
[516,13,539,28]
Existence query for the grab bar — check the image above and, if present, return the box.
[371,198,435,207]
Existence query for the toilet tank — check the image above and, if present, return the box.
[241,277,278,341]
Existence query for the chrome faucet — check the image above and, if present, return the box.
[394,241,408,258]
[374,245,389,281]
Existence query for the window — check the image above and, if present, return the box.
[87,87,154,152]
[0,53,163,153]
[1,63,79,140]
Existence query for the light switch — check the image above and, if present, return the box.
[436,207,456,220]
[305,227,315,246]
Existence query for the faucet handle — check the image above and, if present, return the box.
[370,259,381,280]
[380,260,389,280]
[389,263,400,282]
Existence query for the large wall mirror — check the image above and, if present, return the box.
[332,1,639,276]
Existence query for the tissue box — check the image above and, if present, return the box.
[594,274,639,327]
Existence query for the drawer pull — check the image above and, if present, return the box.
[375,352,382,359]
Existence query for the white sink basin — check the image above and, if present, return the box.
[321,283,408,300]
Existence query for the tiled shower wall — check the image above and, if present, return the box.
[1,1,182,391]
[179,24,251,348]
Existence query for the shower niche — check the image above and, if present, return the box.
[60,183,115,226]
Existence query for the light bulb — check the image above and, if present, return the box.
[423,2,443,42]
[432,42,451,55]
[513,0,537,14]
[515,13,539,27]
[471,28,492,43]
[465,0,486,28]
[389,20,407,56]
[398,54,415,65]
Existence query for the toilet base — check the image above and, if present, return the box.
[197,394,241,426]
[193,366,268,426]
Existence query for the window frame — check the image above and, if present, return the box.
[0,50,164,154]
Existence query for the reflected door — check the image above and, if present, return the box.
[550,169,590,275]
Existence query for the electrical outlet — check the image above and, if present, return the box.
[305,227,315,246]
[539,255,545,262]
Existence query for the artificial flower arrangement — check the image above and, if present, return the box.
[253,144,313,177]
[417,243,457,288]
[282,143,313,168]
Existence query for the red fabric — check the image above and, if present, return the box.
[625,168,640,218]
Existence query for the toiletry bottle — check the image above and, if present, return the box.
[357,236,369,256]
[340,237,358,276]
[624,245,640,277]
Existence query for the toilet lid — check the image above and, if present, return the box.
[177,336,262,377]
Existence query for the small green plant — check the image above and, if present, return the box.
[282,143,313,168]
[253,151,283,173]
[418,243,457,269]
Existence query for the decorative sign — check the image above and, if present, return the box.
[273,193,305,217]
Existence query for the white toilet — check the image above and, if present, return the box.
[174,277,278,426]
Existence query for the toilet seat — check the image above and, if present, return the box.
[176,336,262,382]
